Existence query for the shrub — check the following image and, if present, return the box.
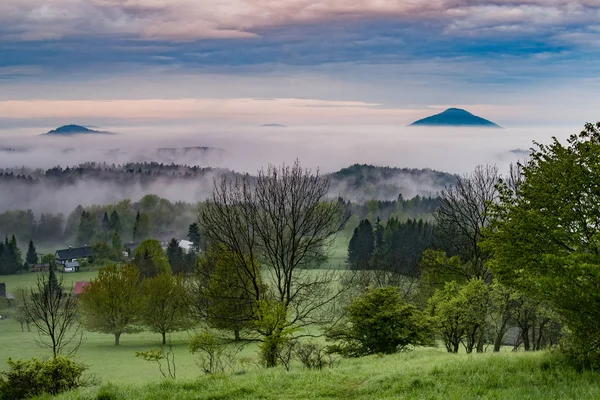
[294,341,338,370]
[189,332,242,374]
[427,279,489,354]
[326,286,433,357]
[0,356,87,400]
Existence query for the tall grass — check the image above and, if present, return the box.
[48,349,600,400]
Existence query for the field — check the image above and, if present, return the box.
[52,349,600,399]
[3,271,600,399]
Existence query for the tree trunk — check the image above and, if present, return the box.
[26,322,30,332]
[20,322,24,333]
[476,330,485,353]
[234,329,241,341]
[452,341,460,353]
[493,318,509,352]
[115,333,121,345]
[522,328,530,351]
[162,332,166,345]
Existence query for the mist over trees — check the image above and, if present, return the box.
[0,162,454,218]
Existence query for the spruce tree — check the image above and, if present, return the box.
[26,239,38,266]
[133,211,141,241]
[166,238,184,274]
[188,223,201,252]
[108,210,122,234]
[348,219,375,269]
[102,212,110,237]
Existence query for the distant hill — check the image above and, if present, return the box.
[261,124,288,128]
[410,108,501,128]
[329,164,457,201]
[44,125,114,136]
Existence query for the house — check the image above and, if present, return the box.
[55,245,94,268]
[64,260,80,273]
[0,283,13,304]
[73,281,90,296]
[123,242,141,259]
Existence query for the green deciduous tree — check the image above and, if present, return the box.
[427,279,489,353]
[486,122,600,366]
[132,211,152,242]
[133,239,171,279]
[197,245,261,341]
[140,273,194,344]
[111,231,123,260]
[326,286,433,357]
[79,264,142,345]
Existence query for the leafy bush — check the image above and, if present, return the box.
[427,279,489,354]
[326,286,433,357]
[0,356,87,400]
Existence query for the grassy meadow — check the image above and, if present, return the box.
[2,270,600,399]
[50,349,600,400]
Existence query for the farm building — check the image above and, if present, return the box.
[55,245,93,270]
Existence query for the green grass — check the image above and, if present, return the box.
[5,269,600,399]
[47,349,600,400]
[0,270,99,294]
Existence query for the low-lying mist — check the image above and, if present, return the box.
[0,123,579,214]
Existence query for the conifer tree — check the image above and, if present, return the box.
[26,239,38,266]
[188,223,201,252]
[108,210,122,234]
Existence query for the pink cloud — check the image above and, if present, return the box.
[1,0,598,41]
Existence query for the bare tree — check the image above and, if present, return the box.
[19,266,83,357]
[200,161,347,367]
[430,164,500,282]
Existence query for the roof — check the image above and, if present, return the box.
[55,246,94,261]
[65,261,80,268]
[73,281,90,295]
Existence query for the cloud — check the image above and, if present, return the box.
[1,0,598,42]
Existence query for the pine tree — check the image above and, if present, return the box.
[133,211,151,241]
[76,211,96,246]
[348,219,375,269]
[166,238,185,274]
[102,212,110,238]
[26,239,38,266]
[0,240,6,275]
[108,210,122,234]
[5,235,22,274]
[133,211,141,241]
[188,223,201,252]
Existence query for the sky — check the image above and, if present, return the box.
[1,0,600,173]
